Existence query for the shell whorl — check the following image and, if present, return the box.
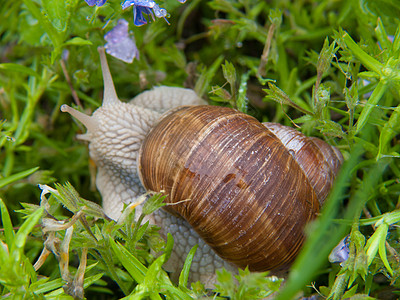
[263,122,343,205]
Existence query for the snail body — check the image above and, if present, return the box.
[62,48,343,285]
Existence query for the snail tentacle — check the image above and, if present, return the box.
[60,105,98,133]
[98,47,120,106]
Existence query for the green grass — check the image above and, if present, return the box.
[1,0,400,299]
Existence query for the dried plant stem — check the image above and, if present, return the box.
[258,23,276,77]
[60,59,82,108]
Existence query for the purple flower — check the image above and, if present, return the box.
[85,0,107,7]
[122,0,168,26]
[104,19,139,63]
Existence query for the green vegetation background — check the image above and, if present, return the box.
[1,0,400,299]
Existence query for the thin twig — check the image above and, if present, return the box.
[60,59,82,108]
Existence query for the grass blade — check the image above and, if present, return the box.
[178,245,198,289]
[0,198,15,246]
[0,167,39,188]
[10,207,44,262]
[109,238,147,283]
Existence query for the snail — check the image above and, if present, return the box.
[61,48,343,287]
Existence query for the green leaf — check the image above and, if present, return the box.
[53,182,105,218]
[158,284,193,300]
[10,207,44,263]
[327,272,349,300]
[0,235,10,266]
[163,233,174,264]
[349,230,368,285]
[0,198,15,246]
[358,71,379,80]
[356,80,388,134]
[109,238,147,284]
[43,273,103,298]
[53,182,81,212]
[83,273,105,289]
[0,167,39,189]
[237,71,250,113]
[339,30,383,75]
[361,0,400,19]
[142,193,167,215]
[215,267,279,299]
[268,8,282,27]
[365,223,388,268]
[341,284,358,299]
[347,294,376,300]
[143,255,165,289]
[317,120,346,139]
[31,278,64,294]
[314,83,331,117]
[221,60,241,108]
[22,0,64,63]
[319,286,331,296]
[215,268,235,298]
[264,82,313,116]
[42,0,69,32]
[392,23,400,53]
[135,220,150,242]
[375,19,392,58]
[128,252,191,299]
[377,223,393,275]
[194,55,224,97]
[209,86,231,103]
[316,37,337,79]
[0,63,41,78]
[178,245,197,289]
[222,60,237,90]
[377,103,400,159]
[64,37,93,46]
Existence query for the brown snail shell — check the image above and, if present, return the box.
[138,105,343,271]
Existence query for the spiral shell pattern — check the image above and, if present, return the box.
[138,105,342,271]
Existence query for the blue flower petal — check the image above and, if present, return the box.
[135,0,156,7]
[152,4,167,18]
[85,0,107,6]
[85,0,96,6]
[328,235,350,264]
[96,0,107,6]
[104,19,139,63]
[122,0,156,9]
[121,0,172,27]
[121,0,133,9]
[133,6,155,26]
